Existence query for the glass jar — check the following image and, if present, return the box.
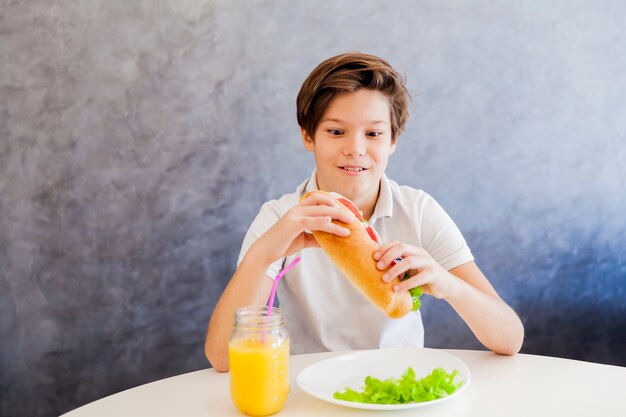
[228,306,290,416]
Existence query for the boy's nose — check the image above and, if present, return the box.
[343,134,366,157]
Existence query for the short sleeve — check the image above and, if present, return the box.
[237,201,286,280]
[420,195,474,270]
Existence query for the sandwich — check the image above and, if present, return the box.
[302,190,422,318]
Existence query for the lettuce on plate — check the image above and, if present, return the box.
[333,367,462,404]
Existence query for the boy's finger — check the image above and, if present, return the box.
[373,240,400,262]
[393,274,426,292]
[380,245,426,271]
[339,226,351,236]
[300,192,336,207]
[336,206,357,223]
[377,247,406,270]
[381,261,409,282]
[324,223,350,236]
[299,203,355,224]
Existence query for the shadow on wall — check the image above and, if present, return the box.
[520,247,626,365]
[422,239,626,367]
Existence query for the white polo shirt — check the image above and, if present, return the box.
[237,171,474,354]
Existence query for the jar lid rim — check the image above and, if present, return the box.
[234,305,284,327]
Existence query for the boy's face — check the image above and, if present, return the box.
[302,88,396,206]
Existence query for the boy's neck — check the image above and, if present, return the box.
[335,183,379,222]
[355,187,380,221]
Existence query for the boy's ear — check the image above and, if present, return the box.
[389,137,397,155]
[301,127,314,151]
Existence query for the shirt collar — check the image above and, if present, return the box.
[302,169,393,222]
[303,169,319,194]
[370,173,393,223]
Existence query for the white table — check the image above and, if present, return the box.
[62,349,626,417]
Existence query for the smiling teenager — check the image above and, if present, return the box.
[302,88,395,221]
[205,52,524,372]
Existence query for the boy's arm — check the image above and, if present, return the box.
[399,259,524,355]
[204,244,275,372]
[377,244,524,355]
[205,192,356,372]
[444,261,524,355]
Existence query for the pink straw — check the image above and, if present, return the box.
[266,256,301,315]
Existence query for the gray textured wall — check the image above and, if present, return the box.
[1,1,625,416]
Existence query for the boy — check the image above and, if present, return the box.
[205,52,524,372]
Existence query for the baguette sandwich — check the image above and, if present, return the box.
[302,190,421,318]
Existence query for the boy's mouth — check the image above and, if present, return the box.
[339,166,367,172]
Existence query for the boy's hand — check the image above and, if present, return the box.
[373,241,459,299]
[255,192,357,263]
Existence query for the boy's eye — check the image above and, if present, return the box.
[327,129,344,136]
[367,131,383,137]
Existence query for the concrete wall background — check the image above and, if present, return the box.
[1,1,625,416]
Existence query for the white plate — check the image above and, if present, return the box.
[296,348,470,411]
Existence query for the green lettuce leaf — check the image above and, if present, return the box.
[333,367,462,404]
[409,286,422,311]
[401,271,422,311]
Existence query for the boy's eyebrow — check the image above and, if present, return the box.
[320,118,389,125]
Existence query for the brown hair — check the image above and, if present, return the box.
[296,52,410,141]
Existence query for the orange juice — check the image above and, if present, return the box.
[228,306,290,416]
[229,338,289,416]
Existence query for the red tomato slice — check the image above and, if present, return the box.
[337,198,364,222]
[366,225,381,245]
[338,197,381,245]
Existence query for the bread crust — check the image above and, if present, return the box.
[303,191,413,318]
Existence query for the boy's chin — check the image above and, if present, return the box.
[318,170,380,194]
[333,182,376,199]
